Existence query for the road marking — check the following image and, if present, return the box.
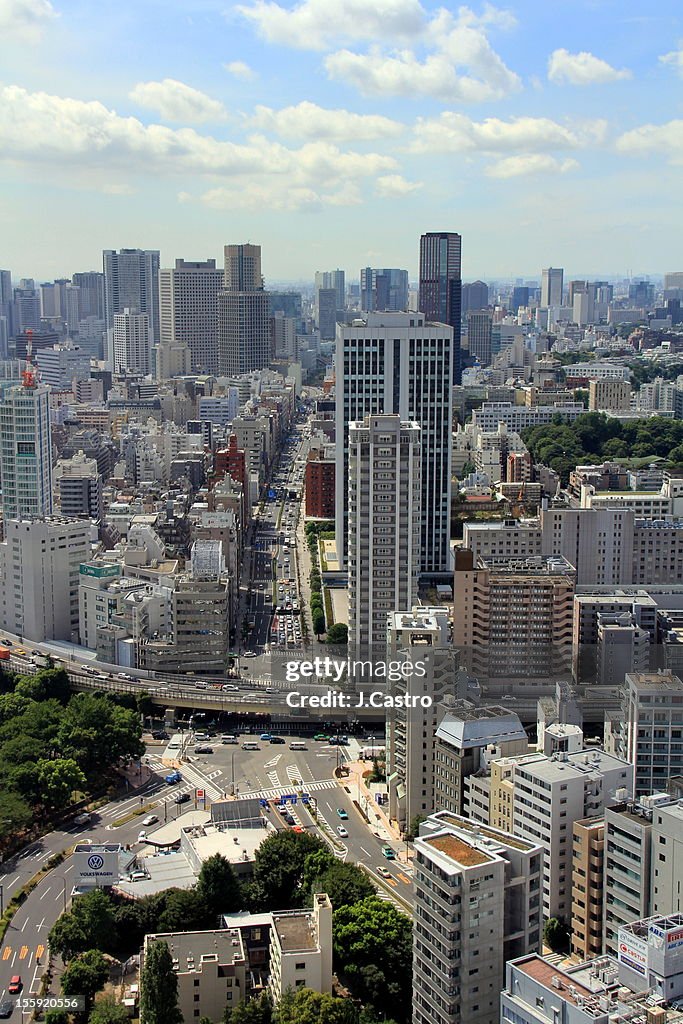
[360,846,371,857]
[36,945,44,960]
[398,873,411,885]
[64,864,73,874]
[2,947,10,960]
[39,886,51,900]
[19,946,28,960]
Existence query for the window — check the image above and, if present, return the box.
[295,962,306,970]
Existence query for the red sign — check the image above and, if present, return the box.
[196,789,205,800]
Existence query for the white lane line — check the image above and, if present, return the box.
[64,864,73,874]
[360,847,371,857]
[39,887,52,900]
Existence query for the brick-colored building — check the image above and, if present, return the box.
[571,816,604,960]
[305,448,335,519]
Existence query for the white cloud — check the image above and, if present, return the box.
[129,79,227,124]
[374,174,422,197]
[616,120,683,165]
[191,179,363,212]
[0,0,56,42]
[485,154,579,178]
[251,101,403,140]
[224,60,257,80]
[0,84,398,210]
[235,0,425,51]
[660,46,683,76]
[325,6,520,102]
[547,48,631,86]
[412,112,606,153]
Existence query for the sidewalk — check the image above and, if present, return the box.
[339,760,413,865]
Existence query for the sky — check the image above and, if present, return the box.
[0,0,682,285]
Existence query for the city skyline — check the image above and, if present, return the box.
[1,1,682,279]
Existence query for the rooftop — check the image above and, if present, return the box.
[146,928,246,972]
[424,833,493,866]
[272,912,317,953]
[432,812,536,852]
[626,670,683,691]
[512,954,618,1008]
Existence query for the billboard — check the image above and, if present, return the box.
[73,845,120,887]
[618,931,648,977]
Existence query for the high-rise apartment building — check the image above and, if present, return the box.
[360,267,409,312]
[159,258,223,374]
[348,414,421,648]
[467,310,493,365]
[316,288,337,341]
[0,517,90,642]
[0,377,53,520]
[570,816,604,961]
[603,795,663,956]
[218,244,271,375]
[335,312,453,573]
[540,267,564,307]
[413,810,542,1024]
[54,452,103,521]
[113,309,151,374]
[103,248,160,342]
[72,272,105,320]
[606,671,683,796]
[418,231,462,383]
[588,379,632,412]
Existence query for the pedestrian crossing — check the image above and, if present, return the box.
[239,778,337,800]
[1,942,45,964]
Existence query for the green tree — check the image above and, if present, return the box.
[325,624,348,645]
[57,693,143,775]
[197,853,242,915]
[37,757,87,810]
[312,610,326,637]
[89,996,131,1024]
[0,693,32,725]
[407,814,426,841]
[45,1012,70,1024]
[157,887,208,933]
[544,917,570,952]
[250,830,326,910]
[140,940,182,1024]
[49,890,118,961]
[306,861,374,909]
[61,949,110,1017]
[0,790,32,842]
[333,897,412,1022]
[276,987,358,1023]
[225,992,273,1023]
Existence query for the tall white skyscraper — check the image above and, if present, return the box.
[314,269,345,311]
[335,312,453,574]
[159,258,223,374]
[103,248,160,343]
[348,414,421,648]
[218,244,270,375]
[113,309,151,374]
[0,371,53,521]
[540,266,564,307]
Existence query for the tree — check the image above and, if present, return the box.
[49,890,118,961]
[277,987,358,1024]
[157,887,208,933]
[544,917,570,952]
[45,1012,70,1024]
[251,830,326,910]
[37,758,87,811]
[140,940,182,1024]
[0,790,32,842]
[333,897,412,1022]
[89,997,131,1024]
[225,992,273,1023]
[306,861,374,909]
[407,814,426,841]
[325,624,348,645]
[312,610,326,637]
[61,949,110,1017]
[197,854,242,915]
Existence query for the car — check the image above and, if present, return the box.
[73,812,92,826]
[194,745,214,754]
[336,808,349,820]
[243,651,257,658]
[337,826,348,838]
[377,866,392,879]
[0,999,14,1017]
[381,846,396,860]
[151,730,168,740]
[165,771,182,784]
[260,733,273,741]
[119,672,136,681]
[269,736,286,744]
[313,733,329,741]
[142,815,159,827]
[7,979,20,997]
[292,825,304,833]
[137,831,148,843]
[283,813,295,826]
[14,648,26,656]
[221,735,239,744]
[175,792,191,804]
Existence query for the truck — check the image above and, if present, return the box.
[31,654,51,668]
[0,647,10,661]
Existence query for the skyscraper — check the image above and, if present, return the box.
[314,269,345,312]
[348,414,421,648]
[217,244,271,375]
[461,279,488,315]
[540,266,564,307]
[335,312,453,574]
[159,258,223,374]
[72,272,105,320]
[0,375,53,520]
[418,231,462,383]
[103,249,160,343]
[360,268,409,312]
[467,310,493,365]
[113,309,151,374]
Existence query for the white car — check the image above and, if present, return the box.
[142,815,158,827]
[137,831,148,843]
[337,826,348,838]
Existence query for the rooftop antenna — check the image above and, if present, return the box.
[22,328,37,389]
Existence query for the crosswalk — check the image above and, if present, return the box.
[1,942,45,966]
[239,778,337,800]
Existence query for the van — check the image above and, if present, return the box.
[242,741,259,750]
[73,812,91,826]
[289,741,307,750]
[221,735,239,744]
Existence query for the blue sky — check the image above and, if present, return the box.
[0,0,682,284]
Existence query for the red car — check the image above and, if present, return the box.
[8,976,21,994]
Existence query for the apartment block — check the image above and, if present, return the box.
[606,671,683,796]
[501,954,622,1024]
[304,447,335,519]
[571,817,605,961]
[588,379,632,412]
[471,402,584,432]
[413,811,542,1024]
